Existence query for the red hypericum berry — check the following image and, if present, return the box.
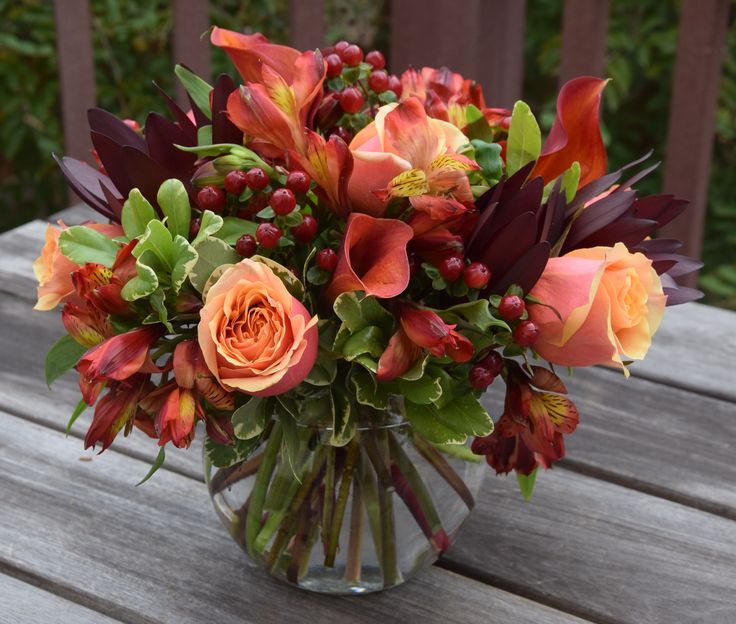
[316,248,338,272]
[438,256,464,282]
[245,167,269,191]
[340,87,365,114]
[469,365,495,390]
[334,40,350,56]
[388,75,403,98]
[235,234,257,257]
[329,126,353,144]
[321,45,335,56]
[480,350,504,377]
[513,320,539,347]
[365,50,386,70]
[270,188,296,216]
[291,214,318,243]
[197,185,226,212]
[256,223,282,248]
[286,171,311,195]
[341,44,363,66]
[498,295,526,320]
[463,262,491,290]
[325,53,343,78]
[189,218,201,239]
[224,169,248,195]
[368,70,389,93]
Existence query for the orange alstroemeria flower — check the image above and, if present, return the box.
[531,76,608,188]
[326,213,414,302]
[62,302,113,348]
[348,99,477,217]
[376,302,473,381]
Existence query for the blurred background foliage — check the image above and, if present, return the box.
[0,0,733,307]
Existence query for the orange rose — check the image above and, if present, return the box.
[528,243,666,369]
[198,259,319,397]
[33,221,123,311]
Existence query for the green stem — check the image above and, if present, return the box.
[325,439,359,567]
[363,428,398,588]
[344,473,363,583]
[357,451,382,563]
[245,422,282,558]
[209,451,264,495]
[412,432,476,510]
[321,445,336,553]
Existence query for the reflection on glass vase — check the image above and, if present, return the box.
[203,401,486,595]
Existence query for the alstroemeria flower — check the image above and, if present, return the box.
[531,76,608,188]
[348,99,476,216]
[77,325,164,405]
[62,302,113,348]
[198,259,319,396]
[326,213,414,302]
[376,302,473,381]
[84,374,152,452]
[33,221,123,311]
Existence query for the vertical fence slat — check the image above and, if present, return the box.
[558,0,610,85]
[172,0,211,104]
[289,0,325,50]
[53,0,96,162]
[391,0,526,109]
[661,0,729,278]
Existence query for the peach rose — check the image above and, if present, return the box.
[198,259,319,397]
[33,221,123,311]
[348,100,469,216]
[528,243,666,369]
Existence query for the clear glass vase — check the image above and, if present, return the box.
[203,403,486,595]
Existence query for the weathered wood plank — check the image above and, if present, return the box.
[0,411,588,624]
[558,0,610,85]
[0,574,122,624]
[172,0,212,104]
[289,0,325,50]
[445,468,736,624]
[661,0,730,269]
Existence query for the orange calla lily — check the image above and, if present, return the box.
[211,27,300,83]
[326,213,414,302]
[531,76,608,188]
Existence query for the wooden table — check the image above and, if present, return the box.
[2,206,735,624]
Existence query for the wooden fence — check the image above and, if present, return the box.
[52,0,731,278]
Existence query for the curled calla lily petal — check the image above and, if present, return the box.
[532,76,608,188]
[210,27,300,83]
[326,213,414,302]
[376,328,421,381]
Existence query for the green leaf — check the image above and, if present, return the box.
[121,189,156,239]
[277,408,301,479]
[399,373,442,405]
[464,105,494,142]
[212,216,257,244]
[331,391,356,446]
[65,398,87,435]
[304,357,337,386]
[517,467,538,501]
[149,289,174,333]
[170,235,198,293]
[470,139,503,181]
[560,161,581,203]
[506,100,541,176]
[58,225,119,267]
[45,334,88,387]
[192,210,224,246]
[250,255,304,299]
[306,265,331,285]
[121,257,159,301]
[174,65,212,119]
[232,397,269,440]
[404,394,493,445]
[197,124,213,146]
[136,446,166,486]
[351,366,390,409]
[133,219,174,270]
[205,435,262,468]
[341,325,386,361]
[190,237,240,292]
[174,142,245,157]
[441,299,511,332]
[157,179,191,239]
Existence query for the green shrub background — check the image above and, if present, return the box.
[0,0,733,307]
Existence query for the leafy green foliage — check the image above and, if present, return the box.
[136,446,166,486]
[517,468,539,501]
[157,178,191,239]
[58,226,120,267]
[121,189,157,239]
[506,101,541,175]
[45,334,88,387]
[205,434,262,469]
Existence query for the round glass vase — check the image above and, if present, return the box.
[203,407,486,595]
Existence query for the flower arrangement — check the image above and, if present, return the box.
[35,29,701,592]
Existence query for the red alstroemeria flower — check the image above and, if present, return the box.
[77,325,164,405]
[531,76,608,188]
[211,28,300,84]
[376,302,473,381]
[62,302,113,348]
[326,213,414,302]
[156,386,197,449]
[84,374,152,452]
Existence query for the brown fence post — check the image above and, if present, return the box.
[661,0,729,282]
[53,0,96,162]
[558,0,610,85]
[390,0,526,108]
[172,0,212,104]
[289,0,325,50]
